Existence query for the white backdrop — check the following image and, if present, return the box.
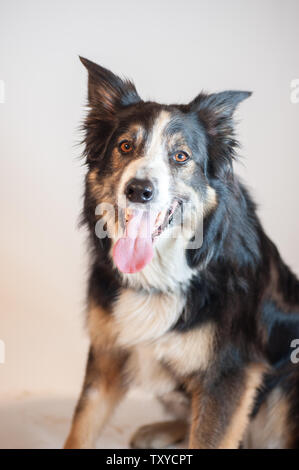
[0,0,299,397]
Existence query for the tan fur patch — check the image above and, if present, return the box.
[64,385,113,448]
[205,185,217,214]
[111,125,145,171]
[153,323,216,375]
[87,168,98,185]
[243,387,290,449]
[64,348,127,449]
[88,303,118,349]
[218,364,266,449]
[87,166,120,203]
[117,125,145,147]
[166,131,191,154]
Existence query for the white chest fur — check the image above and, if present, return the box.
[112,285,215,391]
[113,287,185,346]
[125,319,215,394]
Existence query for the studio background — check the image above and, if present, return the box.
[0,0,298,448]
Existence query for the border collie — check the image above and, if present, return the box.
[64,57,299,449]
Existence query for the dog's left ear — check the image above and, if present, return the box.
[79,56,141,119]
[190,91,251,177]
[190,90,251,135]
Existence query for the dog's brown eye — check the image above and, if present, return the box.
[119,141,133,154]
[173,152,189,164]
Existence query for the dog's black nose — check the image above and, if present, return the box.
[125,178,154,203]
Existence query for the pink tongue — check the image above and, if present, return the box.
[113,210,156,273]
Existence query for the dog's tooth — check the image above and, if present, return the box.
[155,210,164,227]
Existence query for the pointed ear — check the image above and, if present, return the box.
[190,90,251,136]
[190,91,251,178]
[79,56,141,119]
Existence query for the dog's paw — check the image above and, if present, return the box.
[130,421,187,449]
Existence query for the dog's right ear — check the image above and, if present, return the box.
[79,57,141,119]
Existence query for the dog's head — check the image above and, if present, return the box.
[81,57,251,275]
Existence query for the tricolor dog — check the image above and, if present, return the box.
[64,57,299,449]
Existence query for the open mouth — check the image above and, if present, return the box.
[123,198,181,240]
[151,199,181,239]
[113,199,181,274]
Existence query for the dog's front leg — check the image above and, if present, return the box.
[64,346,129,449]
[188,364,264,449]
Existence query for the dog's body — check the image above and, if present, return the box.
[64,57,299,449]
